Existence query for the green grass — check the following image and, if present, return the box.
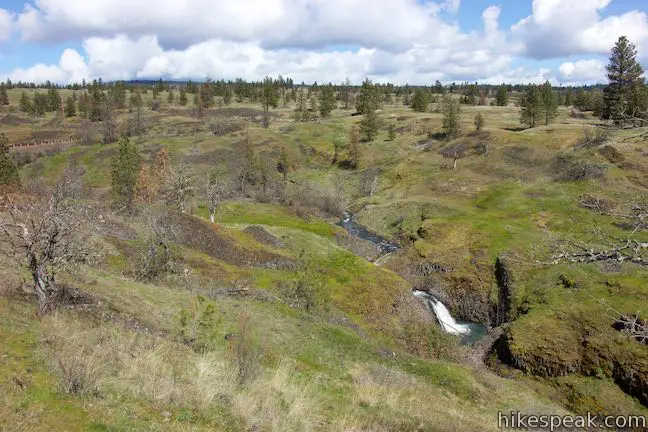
[5,93,648,426]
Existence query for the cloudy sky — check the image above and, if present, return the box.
[0,0,646,85]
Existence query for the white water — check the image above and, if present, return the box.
[413,291,472,336]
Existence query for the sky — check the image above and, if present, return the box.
[0,0,646,86]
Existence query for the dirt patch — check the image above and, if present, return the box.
[156,210,294,268]
[28,130,68,141]
[0,114,30,126]
[598,145,626,164]
[183,147,236,166]
[242,225,286,248]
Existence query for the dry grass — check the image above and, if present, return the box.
[40,311,326,430]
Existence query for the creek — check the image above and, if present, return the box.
[338,212,487,345]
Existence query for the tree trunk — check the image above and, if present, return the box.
[31,256,54,313]
[453,157,458,170]
[209,210,215,224]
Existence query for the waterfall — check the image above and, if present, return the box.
[413,291,472,336]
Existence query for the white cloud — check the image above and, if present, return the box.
[513,0,648,59]
[0,8,13,43]
[2,2,524,85]
[14,0,460,53]
[1,0,645,85]
[442,0,461,14]
[558,59,605,84]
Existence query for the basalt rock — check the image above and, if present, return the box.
[491,255,515,326]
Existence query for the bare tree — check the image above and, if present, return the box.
[0,170,97,312]
[542,201,648,267]
[440,142,468,170]
[597,297,648,345]
[203,177,227,223]
[166,163,195,213]
[102,99,117,144]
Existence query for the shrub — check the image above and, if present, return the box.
[178,295,221,351]
[209,119,246,136]
[552,154,606,182]
[227,312,260,385]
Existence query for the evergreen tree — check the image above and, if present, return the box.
[19,91,31,113]
[0,85,9,105]
[495,86,508,106]
[261,76,278,111]
[65,96,76,117]
[46,87,61,112]
[603,36,646,124]
[387,124,397,141]
[565,89,574,106]
[474,113,484,131]
[411,89,429,112]
[360,108,379,142]
[78,92,89,118]
[332,133,346,165]
[167,89,175,105]
[356,78,380,114]
[277,147,290,181]
[0,133,19,185]
[319,85,336,118]
[89,84,104,122]
[111,137,141,211]
[348,127,362,169]
[520,85,543,128]
[223,87,232,105]
[342,77,352,109]
[32,92,48,116]
[179,88,188,106]
[463,84,478,105]
[540,80,558,125]
[442,98,462,138]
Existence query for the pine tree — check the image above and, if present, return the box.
[179,88,188,106]
[47,87,61,112]
[520,85,543,128]
[356,78,380,114]
[342,77,351,109]
[360,108,379,142]
[603,36,646,124]
[387,124,397,141]
[442,98,462,138]
[411,89,429,112]
[277,147,290,181]
[319,85,336,118]
[261,76,278,112]
[332,133,346,165]
[474,113,484,131]
[0,85,9,105]
[0,133,19,185]
[167,90,175,105]
[78,92,89,118]
[495,86,508,106]
[348,127,362,169]
[65,96,76,117]
[223,87,232,105]
[19,91,31,113]
[565,89,574,107]
[540,80,558,125]
[32,92,48,116]
[111,137,141,211]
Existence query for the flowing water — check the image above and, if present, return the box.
[336,212,400,255]
[338,212,487,345]
[413,291,487,345]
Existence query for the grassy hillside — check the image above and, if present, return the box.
[1,90,647,430]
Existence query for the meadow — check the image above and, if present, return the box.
[1,86,647,430]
